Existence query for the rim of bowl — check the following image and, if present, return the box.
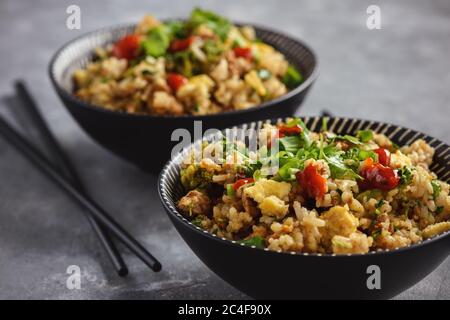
[49,21,319,120]
[158,116,450,258]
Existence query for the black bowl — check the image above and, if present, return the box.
[49,23,318,173]
[158,116,450,299]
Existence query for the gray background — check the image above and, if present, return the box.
[0,0,449,299]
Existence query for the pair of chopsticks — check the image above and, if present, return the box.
[0,81,161,275]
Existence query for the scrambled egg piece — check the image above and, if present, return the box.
[251,42,275,56]
[189,74,215,89]
[322,205,359,238]
[244,179,291,203]
[244,179,291,218]
[259,195,289,218]
[244,70,267,96]
[251,43,288,76]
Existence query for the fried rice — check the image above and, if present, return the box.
[176,118,450,254]
[72,8,303,116]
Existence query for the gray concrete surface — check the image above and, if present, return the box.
[0,0,449,300]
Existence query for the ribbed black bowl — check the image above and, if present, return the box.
[159,116,450,299]
[49,23,318,173]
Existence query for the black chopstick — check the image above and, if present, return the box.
[14,81,128,277]
[0,114,162,272]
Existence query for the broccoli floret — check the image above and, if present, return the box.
[180,164,213,190]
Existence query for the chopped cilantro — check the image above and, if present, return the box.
[191,216,204,227]
[319,139,361,180]
[356,130,374,143]
[326,155,362,180]
[189,7,231,41]
[390,141,400,151]
[252,169,261,180]
[357,149,378,162]
[431,180,441,199]
[279,136,302,153]
[371,230,381,240]
[376,199,385,209]
[335,134,363,145]
[278,158,301,181]
[141,25,172,57]
[165,20,187,39]
[398,167,413,186]
[237,236,265,248]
